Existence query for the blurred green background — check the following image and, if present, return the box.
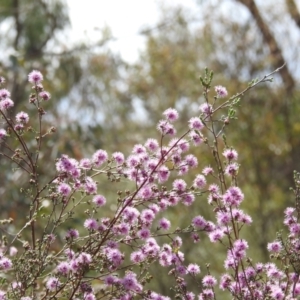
[0,0,300,297]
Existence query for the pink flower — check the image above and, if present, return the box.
[28,70,43,84]
[0,129,7,140]
[121,272,142,291]
[84,218,98,230]
[158,165,170,183]
[112,152,125,164]
[202,275,217,287]
[0,291,6,300]
[84,293,96,300]
[267,241,283,253]
[182,193,195,206]
[223,148,238,161]
[9,247,17,256]
[187,263,200,275]
[104,274,119,285]
[199,103,213,116]
[107,248,123,266]
[193,174,206,188]
[192,216,207,229]
[214,85,228,98]
[78,252,92,265]
[188,117,204,130]
[39,91,51,101]
[177,139,190,152]
[132,144,146,154]
[14,123,24,132]
[130,250,146,263]
[93,195,106,206]
[163,108,179,122]
[185,154,198,168]
[202,166,214,176]
[0,89,10,99]
[92,149,108,166]
[208,229,225,242]
[189,131,203,145]
[46,277,60,291]
[157,120,176,136]
[66,229,79,239]
[225,162,239,176]
[80,158,92,169]
[56,261,70,275]
[16,111,29,124]
[0,98,14,110]
[141,209,155,223]
[117,222,130,235]
[173,179,187,192]
[137,228,151,239]
[158,218,171,230]
[57,183,71,197]
[84,177,97,194]
[145,138,159,151]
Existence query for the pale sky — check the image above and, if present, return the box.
[67,0,198,62]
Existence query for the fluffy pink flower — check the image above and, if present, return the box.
[157,120,176,136]
[202,275,217,287]
[188,117,204,130]
[28,70,43,84]
[163,108,179,122]
[0,98,14,110]
[193,174,206,188]
[225,162,239,176]
[39,91,51,101]
[57,183,71,197]
[173,179,187,192]
[0,89,10,99]
[56,261,70,275]
[16,111,29,124]
[199,103,213,116]
[187,263,200,275]
[0,257,12,270]
[267,241,283,253]
[223,148,238,161]
[145,138,159,151]
[112,152,125,164]
[121,272,142,291]
[137,228,151,239]
[132,144,146,154]
[130,250,146,263]
[66,229,79,239]
[182,193,195,206]
[0,129,7,140]
[78,252,92,265]
[92,149,108,166]
[189,131,203,145]
[84,218,98,230]
[46,277,60,291]
[93,195,106,206]
[80,158,92,169]
[185,154,198,168]
[214,85,228,98]
[84,177,97,194]
[202,166,214,176]
[158,218,171,230]
[192,216,207,229]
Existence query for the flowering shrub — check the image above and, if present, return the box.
[0,66,299,299]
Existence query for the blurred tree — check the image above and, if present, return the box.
[0,1,133,229]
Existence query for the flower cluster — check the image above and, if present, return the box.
[0,69,298,300]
